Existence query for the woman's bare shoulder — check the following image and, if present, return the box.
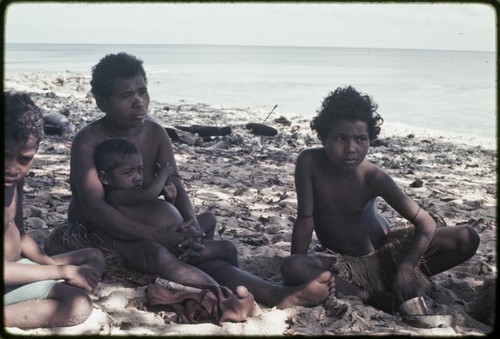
[73,119,102,140]
[143,118,168,135]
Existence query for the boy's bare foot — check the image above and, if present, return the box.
[275,271,335,309]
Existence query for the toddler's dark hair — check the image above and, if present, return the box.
[5,91,44,145]
[311,86,383,141]
[90,52,147,99]
[94,139,141,174]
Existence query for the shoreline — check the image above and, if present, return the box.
[4,71,497,336]
[5,71,497,148]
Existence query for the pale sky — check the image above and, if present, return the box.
[4,2,497,51]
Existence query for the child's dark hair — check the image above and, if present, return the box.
[94,139,141,173]
[5,91,44,145]
[90,52,147,99]
[311,86,383,141]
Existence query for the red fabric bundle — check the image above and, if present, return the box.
[146,282,256,325]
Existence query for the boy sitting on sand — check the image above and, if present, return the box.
[4,91,105,329]
[94,138,238,265]
[280,86,480,313]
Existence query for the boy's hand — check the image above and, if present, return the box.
[63,265,100,292]
[393,263,417,304]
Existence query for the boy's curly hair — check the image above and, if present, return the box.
[311,86,383,141]
[90,52,147,99]
[5,91,44,145]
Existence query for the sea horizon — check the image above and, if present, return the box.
[6,41,495,53]
[4,43,496,140]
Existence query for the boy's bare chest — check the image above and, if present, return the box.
[312,172,372,214]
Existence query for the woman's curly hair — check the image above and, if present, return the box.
[90,52,147,99]
[311,86,383,141]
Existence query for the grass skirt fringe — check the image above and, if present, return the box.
[317,223,431,296]
[44,222,125,277]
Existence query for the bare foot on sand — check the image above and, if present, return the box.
[235,286,262,317]
[275,271,335,309]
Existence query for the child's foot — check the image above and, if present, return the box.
[275,271,335,309]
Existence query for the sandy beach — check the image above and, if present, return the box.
[3,71,497,336]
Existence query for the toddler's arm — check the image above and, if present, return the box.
[106,162,176,206]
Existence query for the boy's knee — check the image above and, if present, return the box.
[280,254,303,277]
[464,226,480,256]
[88,248,106,273]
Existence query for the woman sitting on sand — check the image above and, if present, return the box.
[66,52,335,310]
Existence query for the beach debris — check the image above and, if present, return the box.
[323,296,349,318]
[174,125,232,138]
[261,104,278,124]
[8,73,497,335]
[245,123,278,136]
[44,111,71,135]
[409,179,424,188]
[274,116,292,126]
[155,277,203,293]
[164,126,203,146]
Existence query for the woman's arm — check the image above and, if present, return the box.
[153,126,201,230]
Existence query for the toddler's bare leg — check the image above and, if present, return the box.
[4,283,92,329]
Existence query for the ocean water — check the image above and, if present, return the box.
[4,43,496,139]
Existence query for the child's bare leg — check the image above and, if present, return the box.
[198,259,335,309]
[113,238,220,286]
[4,283,92,329]
[197,211,216,240]
[421,225,480,276]
[192,240,239,267]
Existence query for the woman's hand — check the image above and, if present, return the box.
[157,220,204,254]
